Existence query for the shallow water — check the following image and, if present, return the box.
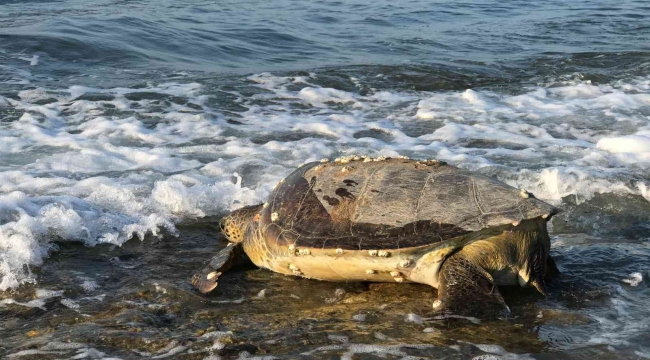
[1,0,650,359]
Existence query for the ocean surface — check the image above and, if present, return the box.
[1,0,649,359]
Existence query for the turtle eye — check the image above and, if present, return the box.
[219,220,226,231]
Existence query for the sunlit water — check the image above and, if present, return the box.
[1,0,649,359]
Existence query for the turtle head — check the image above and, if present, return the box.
[475,217,552,296]
[220,204,263,243]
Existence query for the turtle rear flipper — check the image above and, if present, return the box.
[435,251,510,318]
[191,242,246,294]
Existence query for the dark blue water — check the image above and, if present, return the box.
[1,1,650,359]
[1,0,649,74]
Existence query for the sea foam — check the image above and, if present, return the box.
[1,70,650,291]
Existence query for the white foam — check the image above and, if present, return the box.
[0,167,262,289]
[18,55,39,66]
[596,133,650,165]
[2,70,650,292]
[35,288,64,299]
[405,313,424,324]
[61,298,80,309]
[69,348,114,359]
[598,134,650,154]
[302,343,437,359]
[7,342,114,360]
[474,344,506,355]
[80,279,99,292]
[40,342,86,350]
[247,72,313,92]
[6,349,66,358]
[622,272,643,287]
[236,352,277,360]
[152,346,187,359]
[0,298,46,310]
[511,167,642,205]
[209,340,226,351]
[298,87,363,108]
[80,294,106,302]
[199,331,234,340]
[638,183,650,202]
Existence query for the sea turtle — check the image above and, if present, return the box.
[191,156,560,317]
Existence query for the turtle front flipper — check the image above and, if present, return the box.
[191,242,246,294]
[435,251,510,318]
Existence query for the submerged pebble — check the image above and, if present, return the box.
[374,332,388,341]
[328,335,350,344]
[352,314,367,322]
[256,289,267,298]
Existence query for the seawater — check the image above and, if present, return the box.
[0,0,649,359]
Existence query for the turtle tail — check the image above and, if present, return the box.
[220,204,263,243]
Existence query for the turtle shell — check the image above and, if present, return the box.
[258,158,558,251]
